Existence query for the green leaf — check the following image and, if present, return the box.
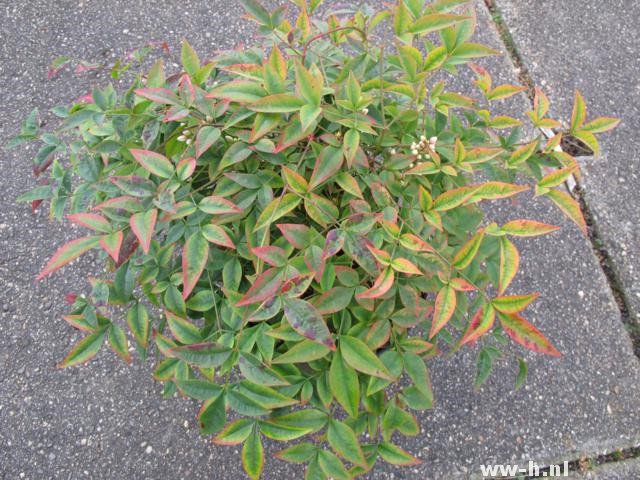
[410,13,468,35]
[474,348,494,389]
[129,209,158,254]
[37,236,101,280]
[181,40,201,78]
[570,90,586,132]
[329,350,360,417]
[214,419,255,445]
[199,195,242,215]
[275,443,317,463]
[255,193,301,231]
[428,285,456,339]
[492,293,539,314]
[402,352,433,403]
[240,0,271,26]
[57,328,107,368]
[378,442,421,466]
[166,311,201,344]
[282,166,309,194]
[459,305,495,346]
[108,324,131,363]
[501,219,560,237]
[507,139,539,167]
[239,353,289,386]
[452,229,485,269]
[515,358,528,390]
[250,93,304,113]
[171,342,232,368]
[209,80,265,103]
[318,450,350,480]
[271,339,330,364]
[582,116,620,134]
[201,223,235,249]
[340,335,392,380]
[282,297,335,350]
[67,213,112,233]
[195,126,221,159]
[175,379,223,400]
[309,146,343,190]
[545,189,587,234]
[327,420,367,468]
[304,193,338,227]
[498,312,561,357]
[345,71,361,108]
[343,129,360,166]
[199,393,226,435]
[433,185,479,211]
[498,236,519,294]
[130,149,174,178]
[182,232,209,299]
[335,172,363,199]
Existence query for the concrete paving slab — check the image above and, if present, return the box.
[497,0,640,324]
[1,1,639,479]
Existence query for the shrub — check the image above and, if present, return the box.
[10,0,618,477]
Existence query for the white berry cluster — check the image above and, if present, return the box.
[177,123,192,145]
[410,135,437,160]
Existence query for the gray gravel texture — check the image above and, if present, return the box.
[497,0,640,323]
[1,1,639,479]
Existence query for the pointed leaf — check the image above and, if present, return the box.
[428,285,456,339]
[492,293,539,314]
[68,213,111,233]
[237,268,283,307]
[202,224,235,249]
[409,13,468,35]
[127,302,150,349]
[195,126,221,159]
[570,90,586,132]
[37,236,101,280]
[57,328,106,368]
[100,231,123,261]
[498,312,561,357]
[498,236,519,294]
[340,335,392,380]
[130,149,174,178]
[378,442,421,466]
[182,232,209,299]
[283,297,335,350]
[329,350,359,417]
[310,146,343,190]
[356,268,394,300]
[459,305,495,346]
[452,229,485,269]
[166,311,201,344]
[501,220,560,237]
[327,420,367,468]
[129,209,157,254]
[199,195,242,215]
[251,245,288,267]
[545,189,587,234]
[255,193,301,231]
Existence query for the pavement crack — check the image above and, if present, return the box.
[482,0,640,359]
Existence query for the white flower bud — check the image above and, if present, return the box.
[429,136,438,147]
[417,154,423,160]
[362,108,369,115]
[409,163,415,168]
[420,135,426,141]
[185,138,192,145]
[179,122,186,127]
[411,149,418,155]
[177,135,186,142]
[205,115,213,122]
[389,148,396,155]
[182,129,190,136]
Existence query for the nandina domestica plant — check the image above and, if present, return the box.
[10,0,619,478]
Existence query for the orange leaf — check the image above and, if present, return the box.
[498,236,519,294]
[459,305,495,346]
[428,285,456,339]
[356,268,395,300]
[498,312,561,357]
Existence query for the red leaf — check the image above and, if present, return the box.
[252,246,288,267]
[129,209,158,254]
[99,231,124,262]
[37,236,101,280]
[498,312,561,357]
[68,213,111,233]
[182,232,210,299]
[276,224,312,249]
[356,268,395,300]
[459,305,495,346]
[237,268,283,307]
[428,285,457,339]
